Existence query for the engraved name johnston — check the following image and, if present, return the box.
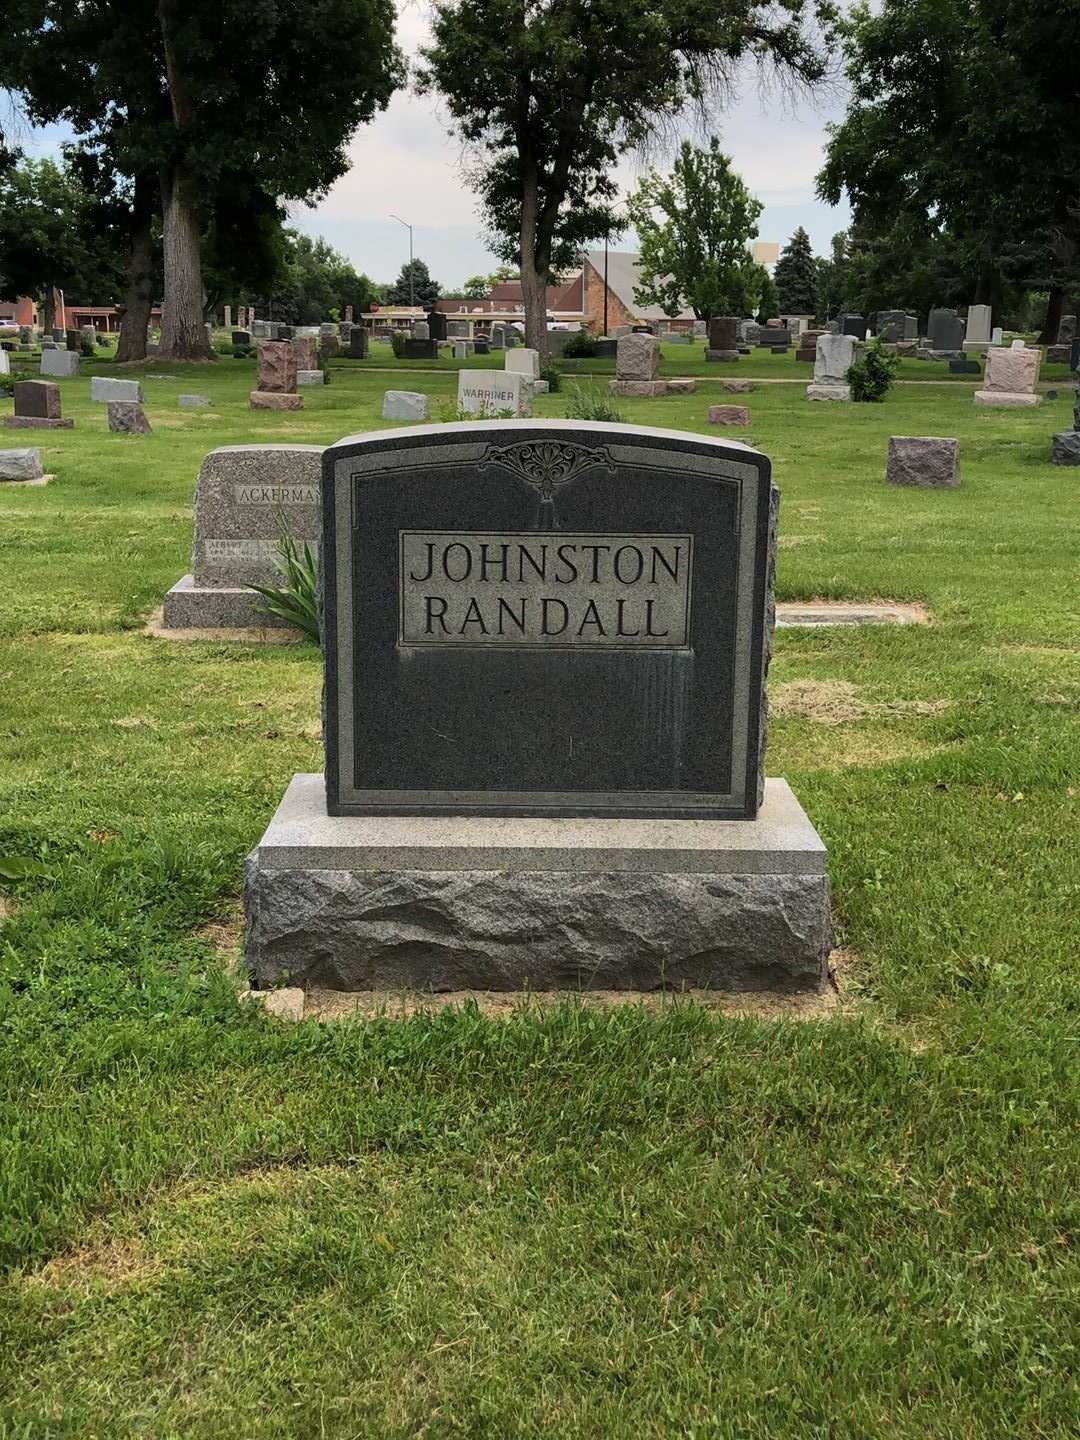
[399,531,692,648]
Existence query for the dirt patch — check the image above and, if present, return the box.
[0,895,16,921]
[305,976,849,1024]
[771,678,949,726]
[190,904,243,956]
[142,607,303,645]
[27,1237,156,1293]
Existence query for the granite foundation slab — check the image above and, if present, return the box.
[250,391,303,411]
[609,380,668,397]
[973,390,1040,408]
[3,416,73,430]
[244,774,831,993]
[704,349,740,362]
[162,574,296,630]
[806,383,851,401]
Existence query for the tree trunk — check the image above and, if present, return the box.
[519,169,548,359]
[157,0,214,362]
[42,289,55,334]
[1038,285,1065,346]
[116,174,155,364]
[157,157,213,360]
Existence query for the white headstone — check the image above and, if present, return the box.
[457,370,532,416]
[382,390,430,421]
[505,348,540,379]
[91,376,143,404]
[40,349,79,379]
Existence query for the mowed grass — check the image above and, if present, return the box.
[1,353,1078,1437]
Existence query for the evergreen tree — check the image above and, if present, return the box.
[773,226,817,314]
[386,258,440,308]
[755,273,778,324]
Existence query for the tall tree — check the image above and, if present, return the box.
[817,0,1080,339]
[773,226,817,314]
[386,259,441,308]
[1,0,402,360]
[418,0,836,355]
[626,138,762,322]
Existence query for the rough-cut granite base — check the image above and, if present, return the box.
[704,349,740,362]
[609,380,668,398]
[4,416,73,430]
[974,390,1040,408]
[806,383,851,402]
[162,574,294,630]
[244,774,832,993]
[1051,431,1080,465]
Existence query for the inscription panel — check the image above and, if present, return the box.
[399,531,692,648]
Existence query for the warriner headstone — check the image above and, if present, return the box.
[245,420,831,992]
[162,444,322,629]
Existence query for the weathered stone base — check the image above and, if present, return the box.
[704,349,740,362]
[708,405,750,426]
[962,341,990,355]
[806,383,851,402]
[666,378,696,394]
[608,380,668,397]
[1051,431,1080,465]
[162,574,296,630]
[244,774,832,993]
[249,391,303,410]
[3,416,73,430]
[974,390,1040,407]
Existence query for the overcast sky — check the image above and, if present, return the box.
[11,3,851,291]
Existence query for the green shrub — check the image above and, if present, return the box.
[390,329,406,358]
[540,361,562,392]
[562,328,598,358]
[847,338,901,403]
[79,334,96,357]
[249,511,320,643]
[564,382,624,423]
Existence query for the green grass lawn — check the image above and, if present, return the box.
[1,354,1078,1437]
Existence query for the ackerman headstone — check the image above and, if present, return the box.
[244,420,832,993]
[162,445,323,629]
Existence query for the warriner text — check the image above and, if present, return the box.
[399,531,692,648]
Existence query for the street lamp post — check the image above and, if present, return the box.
[389,214,414,307]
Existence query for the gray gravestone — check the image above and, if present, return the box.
[91,376,143,404]
[0,448,45,482]
[382,390,430,421]
[162,445,323,629]
[40,349,79,379]
[403,339,438,360]
[244,420,831,992]
[807,333,857,401]
[927,308,964,352]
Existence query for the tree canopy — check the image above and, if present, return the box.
[0,0,402,358]
[418,0,837,352]
[817,0,1080,336]
[627,139,762,322]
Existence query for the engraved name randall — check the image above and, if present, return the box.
[399,531,692,648]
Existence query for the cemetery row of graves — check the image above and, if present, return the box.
[0,315,1077,1433]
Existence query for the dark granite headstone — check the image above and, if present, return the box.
[15,380,61,418]
[593,339,617,358]
[949,359,981,374]
[65,329,81,352]
[426,308,448,341]
[232,330,252,347]
[474,339,490,356]
[708,317,738,351]
[840,313,865,338]
[928,308,964,351]
[403,338,438,360]
[756,329,791,349]
[348,326,369,359]
[320,420,774,821]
